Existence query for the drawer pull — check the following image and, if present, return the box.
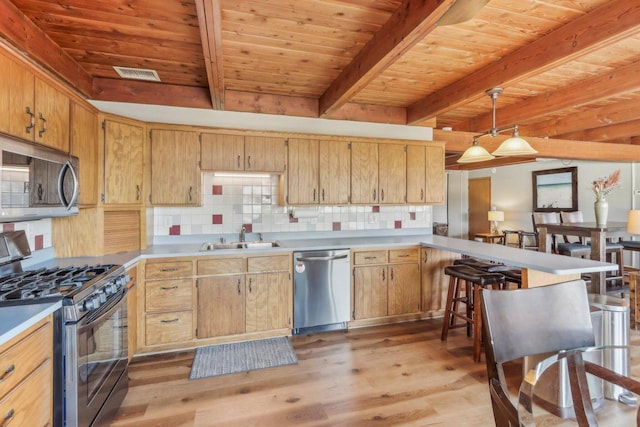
[160,318,180,323]
[2,408,14,426]
[396,254,410,258]
[0,364,15,382]
[159,267,179,272]
[160,285,179,290]
[364,256,378,260]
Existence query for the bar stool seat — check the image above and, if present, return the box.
[454,258,521,289]
[442,264,505,362]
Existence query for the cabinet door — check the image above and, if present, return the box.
[104,120,144,205]
[197,275,245,338]
[378,144,406,204]
[406,145,426,203]
[71,103,99,206]
[421,248,459,311]
[0,54,10,134]
[287,138,319,204]
[8,59,35,141]
[387,263,421,315]
[425,144,445,204]
[353,265,387,320]
[150,129,200,205]
[350,142,378,204]
[319,140,350,204]
[245,272,292,332]
[34,77,70,152]
[200,133,244,171]
[244,136,286,173]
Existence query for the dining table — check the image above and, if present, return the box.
[518,345,640,426]
[537,221,628,295]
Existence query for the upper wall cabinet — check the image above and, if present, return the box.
[424,144,445,204]
[378,144,406,204]
[70,102,99,207]
[103,119,145,205]
[351,142,379,204]
[319,140,351,205]
[201,133,286,173]
[406,143,445,205]
[0,54,69,152]
[351,142,406,205]
[149,129,200,206]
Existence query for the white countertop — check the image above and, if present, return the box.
[421,235,616,275]
[0,301,61,346]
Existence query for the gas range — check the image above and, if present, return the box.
[0,263,129,322]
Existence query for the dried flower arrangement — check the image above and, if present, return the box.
[592,169,621,200]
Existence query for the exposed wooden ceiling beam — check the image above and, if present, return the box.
[194,0,224,110]
[407,0,640,125]
[446,155,536,171]
[0,0,93,96]
[433,130,640,163]
[471,60,640,133]
[92,78,213,109]
[556,119,640,142]
[318,0,456,118]
[520,99,640,138]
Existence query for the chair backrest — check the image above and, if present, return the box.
[532,212,561,252]
[560,210,584,223]
[481,279,595,385]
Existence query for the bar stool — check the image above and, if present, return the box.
[441,264,505,362]
[454,258,521,289]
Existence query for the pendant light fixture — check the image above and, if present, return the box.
[457,87,537,163]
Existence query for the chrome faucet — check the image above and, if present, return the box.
[239,226,246,242]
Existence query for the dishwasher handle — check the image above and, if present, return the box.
[296,254,348,262]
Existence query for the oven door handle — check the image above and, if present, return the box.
[77,288,127,332]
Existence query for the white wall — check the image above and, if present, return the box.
[462,160,640,234]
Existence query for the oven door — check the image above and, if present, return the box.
[65,289,128,427]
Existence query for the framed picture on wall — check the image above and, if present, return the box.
[532,167,578,212]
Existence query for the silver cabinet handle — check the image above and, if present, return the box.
[397,254,410,258]
[38,113,47,137]
[381,188,385,201]
[2,408,14,426]
[160,267,178,272]
[0,364,15,382]
[421,188,424,201]
[160,318,179,323]
[25,106,35,134]
[296,254,348,262]
[237,154,241,168]
[247,155,252,168]
[136,184,140,201]
[373,189,377,201]
[188,186,193,201]
[160,285,178,290]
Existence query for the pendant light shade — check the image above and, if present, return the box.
[457,138,495,163]
[491,125,537,156]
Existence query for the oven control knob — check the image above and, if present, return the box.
[104,284,118,295]
[82,299,95,311]
[115,275,130,287]
[91,296,102,310]
[97,291,107,303]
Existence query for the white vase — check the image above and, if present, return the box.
[594,197,609,227]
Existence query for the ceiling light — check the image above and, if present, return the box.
[457,137,495,163]
[457,87,537,163]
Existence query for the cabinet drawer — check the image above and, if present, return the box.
[145,278,193,312]
[247,255,290,272]
[145,261,193,280]
[145,311,193,346]
[353,251,387,265]
[0,360,52,427]
[197,258,244,275]
[389,248,419,263]
[0,321,52,401]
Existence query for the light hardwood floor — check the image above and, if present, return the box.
[111,319,640,426]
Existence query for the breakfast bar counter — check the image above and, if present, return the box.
[420,235,617,289]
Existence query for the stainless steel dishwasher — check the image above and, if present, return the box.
[293,249,350,335]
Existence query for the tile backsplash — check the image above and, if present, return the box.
[2,219,52,251]
[153,173,432,236]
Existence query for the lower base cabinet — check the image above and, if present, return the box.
[197,274,246,338]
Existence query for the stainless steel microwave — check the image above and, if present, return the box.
[0,135,79,222]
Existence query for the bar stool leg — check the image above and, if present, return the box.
[473,284,482,362]
[441,275,457,341]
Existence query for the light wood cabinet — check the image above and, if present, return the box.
[71,102,99,207]
[378,144,406,204]
[142,259,194,347]
[287,138,319,204]
[0,55,69,152]
[0,315,53,427]
[196,253,292,339]
[425,144,445,204]
[406,145,426,203]
[351,142,379,204]
[150,129,200,206]
[103,119,144,205]
[201,133,286,173]
[319,140,351,204]
[352,247,420,320]
[421,247,460,312]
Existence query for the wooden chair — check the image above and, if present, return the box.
[531,212,561,253]
[480,279,595,427]
[481,280,640,426]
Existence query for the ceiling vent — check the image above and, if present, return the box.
[113,66,160,82]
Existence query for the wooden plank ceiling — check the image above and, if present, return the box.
[2,0,640,168]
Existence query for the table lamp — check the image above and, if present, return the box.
[488,210,504,234]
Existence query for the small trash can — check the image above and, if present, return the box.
[589,294,637,404]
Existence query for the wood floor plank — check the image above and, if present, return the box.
[113,319,640,426]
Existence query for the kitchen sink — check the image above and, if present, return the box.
[199,241,279,251]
